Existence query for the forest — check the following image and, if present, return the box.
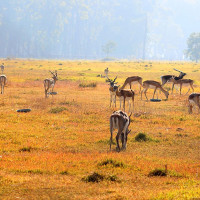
[0,0,199,60]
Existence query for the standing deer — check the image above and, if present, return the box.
[141,80,169,101]
[44,70,58,98]
[110,110,131,151]
[170,78,194,95]
[104,67,109,78]
[107,76,118,107]
[120,76,143,93]
[0,75,7,94]
[188,93,200,114]
[161,69,186,86]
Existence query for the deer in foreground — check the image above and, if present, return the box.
[188,93,200,114]
[141,80,169,101]
[44,70,58,98]
[170,78,194,95]
[110,110,131,151]
[161,68,186,86]
[120,76,143,93]
[0,75,7,94]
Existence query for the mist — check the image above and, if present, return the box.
[0,0,199,60]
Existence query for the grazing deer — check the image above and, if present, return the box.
[141,80,169,101]
[188,93,200,114]
[170,78,194,95]
[161,69,186,86]
[0,75,7,94]
[110,110,131,151]
[120,76,143,93]
[44,70,58,98]
[104,67,109,78]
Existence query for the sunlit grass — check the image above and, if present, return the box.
[0,59,199,199]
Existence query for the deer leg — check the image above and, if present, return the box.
[116,133,120,151]
[190,84,194,92]
[114,95,116,107]
[185,87,190,95]
[110,128,113,151]
[180,84,182,95]
[123,97,126,112]
[144,88,148,101]
[130,83,131,89]
[153,88,157,99]
[171,83,175,94]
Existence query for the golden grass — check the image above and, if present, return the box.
[0,59,200,199]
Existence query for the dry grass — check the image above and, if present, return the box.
[0,59,200,199]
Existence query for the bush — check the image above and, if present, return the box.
[79,82,97,88]
[82,172,104,183]
[148,169,167,177]
[135,133,148,142]
[19,146,32,152]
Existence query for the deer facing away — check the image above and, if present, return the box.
[110,110,131,152]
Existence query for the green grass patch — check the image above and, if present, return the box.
[49,107,67,113]
[98,159,125,168]
[79,82,97,88]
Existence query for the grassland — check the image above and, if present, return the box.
[0,59,200,200]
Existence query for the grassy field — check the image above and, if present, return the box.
[0,59,200,200]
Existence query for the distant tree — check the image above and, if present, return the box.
[185,33,200,62]
[102,41,116,58]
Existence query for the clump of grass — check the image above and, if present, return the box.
[82,172,105,183]
[79,82,97,88]
[60,170,69,175]
[135,133,148,142]
[148,168,167,177]
[27,169,44,174]
[98,159,125,168]
[49,107,67,113]
[19,146,32,152]
[107,175,119,182]
[58,63,62,65]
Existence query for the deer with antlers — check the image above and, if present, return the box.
[120,76,143,93]
[107,77,135,113]
[0,75,7,94]
[141,80,169,101]
[44,70,58,98]
[188,93,200,114]
[161,68,186,86]
[107,76,118,107]
[110,110,131,151]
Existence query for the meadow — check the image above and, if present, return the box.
[0,59,200,200]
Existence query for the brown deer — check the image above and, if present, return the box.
[170,78,194,95]
[141,80,169,101]
[107,76,118,107]
[110,110,131,151]
[188,93,200,114]
[120,76,143,93]
[44,70,58,98]
[0,75,7,94]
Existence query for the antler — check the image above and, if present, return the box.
[49,70,55,75]
[173,68,183,73]
[113,76,117,82]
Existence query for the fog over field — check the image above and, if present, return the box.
[0,0,200,60]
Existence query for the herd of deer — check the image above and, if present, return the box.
[108,68,199,151]
[0,66,199,152]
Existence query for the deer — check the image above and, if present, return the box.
[44,70,58,98]
[110,110,131,151]
[107,77,135,112]
[107,76,118,107]
[161,68,186,86]
[104,67,109,78]
[141,80,169,101]
[188,93,200,114]
[0,75,7,94]
[120,76,143,93]
[170,78,194,95]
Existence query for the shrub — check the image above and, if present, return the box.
[135,133,148,142]
[60,171,68,175]
[79,82,97,88]
[148,168,167,177]
[19,146,32,152]
[82,172,104,183]
[49,107,67,113]
[107,175,119,182]
[98,159,125,168]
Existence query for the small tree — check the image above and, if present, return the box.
[102,41,116,58]
[185,32,200,62]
